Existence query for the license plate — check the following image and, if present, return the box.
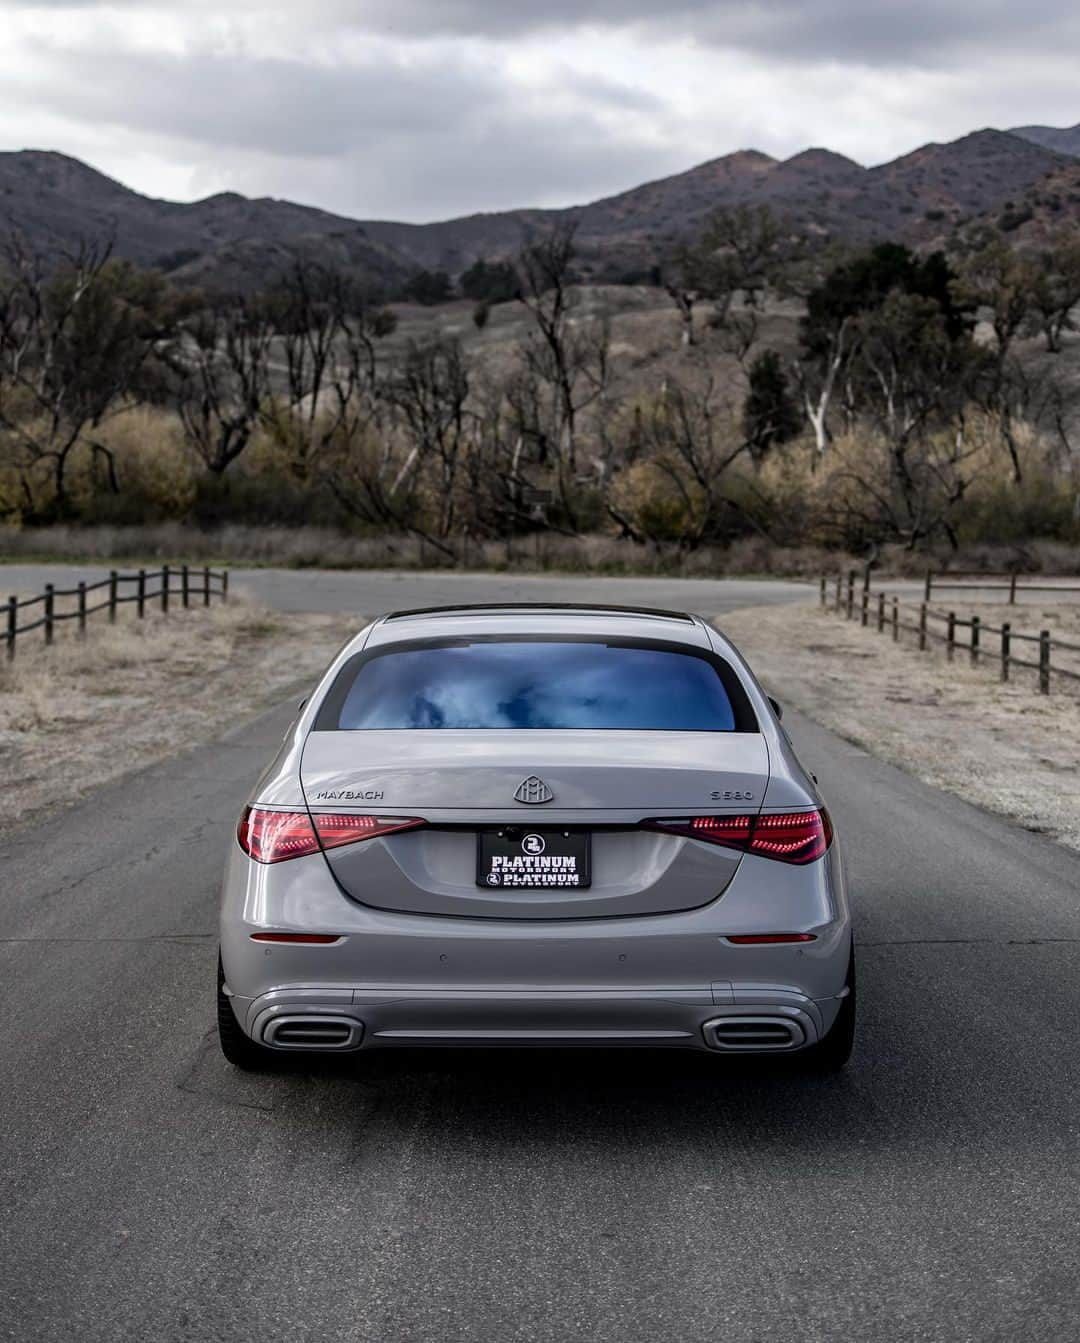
[476,829,592,889]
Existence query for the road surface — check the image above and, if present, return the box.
[3,573,1079,1341]
[0,564,811,615]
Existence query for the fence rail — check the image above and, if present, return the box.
[4,565,229,660]
[923,568,1080,604]
[821,570,1080,695]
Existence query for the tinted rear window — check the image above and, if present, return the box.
[320,639,753,731]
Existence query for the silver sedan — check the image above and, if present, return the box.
[218,604,854,1069]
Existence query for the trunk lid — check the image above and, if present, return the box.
[299,730,768,920]
[301,730,768,812]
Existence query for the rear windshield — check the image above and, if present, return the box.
[317,638,755,732]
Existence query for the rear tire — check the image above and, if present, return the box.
[800,945,856,1073]
[217,952,277,1071]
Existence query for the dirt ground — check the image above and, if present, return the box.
[0,599,355,833]
[716,598,1080,853]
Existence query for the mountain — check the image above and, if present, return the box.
[357,131,1068,278]
[1010,122,1080,158]
[0,127,1075,293]
[0,150,414,293]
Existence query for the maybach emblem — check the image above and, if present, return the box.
[514,776,554,805]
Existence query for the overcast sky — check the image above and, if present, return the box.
[2,0,1078,221]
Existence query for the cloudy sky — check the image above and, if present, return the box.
[2,1,1078,221]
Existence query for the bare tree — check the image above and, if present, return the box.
[794,316,854,457]
[173,296,274,475]
[385,337,471,541]
[608,376,752,549]
[515,222,611,517]
[265,256,397,479]
[0,234,174,517]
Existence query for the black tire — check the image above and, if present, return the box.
[217,952,278,1071]
[799,945,856,1073]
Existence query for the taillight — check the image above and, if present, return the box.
[237,808,425,864]
[643,808,832,865]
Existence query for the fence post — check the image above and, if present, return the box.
[820,575,826,608]
[924,568,933,603]
[77,581,87,639]
[846,571,855,619]
[861,589,869,627]
[203,566,211,607]
[1039,631,1051,694]
[44,584,54,646]
[1001,623,1011,682]
[1009,572,1018,605]
[835,572,842,610]
[6,595,14,661]
[137,569,146,619]
[970,616,980,665]
[863,565,872,595]
[222,570,229,602]
[947,611,956,662]
[109,570,118,624]
[876,592,885,632]
[892,597,899,642]
[181,564,190,609]
[919,603,927,652]
[161,564,170,615]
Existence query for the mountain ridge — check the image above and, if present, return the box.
[0,124,1077,292]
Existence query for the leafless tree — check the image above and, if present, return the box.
[515,223,611,526]
[265,256,397,480]
[173,296,274,475]
[0,233,173,517]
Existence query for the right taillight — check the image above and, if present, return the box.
[237,808,425,864]
[643,808,832,865]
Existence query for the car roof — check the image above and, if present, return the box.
[364,604,713,649]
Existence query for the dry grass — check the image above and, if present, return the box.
[716,599,1080,853]
[0,598,354,833]
[0,521,840,577]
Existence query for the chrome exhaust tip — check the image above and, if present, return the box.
[703,1017,806,1052]
[262,1015,364,1050]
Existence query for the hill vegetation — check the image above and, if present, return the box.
[1,122,1079,572]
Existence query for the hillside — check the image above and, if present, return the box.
[0,150,414,293]
[1011,122,1080,157]
[0,126,1075,291]
[960,161,1080,247]
[358,132,1069,275]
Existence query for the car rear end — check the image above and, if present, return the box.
[219,607,852,1063]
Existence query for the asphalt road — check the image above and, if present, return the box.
[0,563,810,615]
[3,575,1080,1341]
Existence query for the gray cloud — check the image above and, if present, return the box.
[331,0,1079,67]
[14,0,1078,67]
[9,38,680,218]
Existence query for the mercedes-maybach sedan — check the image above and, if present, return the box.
[218,605,854,1070]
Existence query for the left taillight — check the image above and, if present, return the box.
[237,808,425,865]
[642,808,833,866]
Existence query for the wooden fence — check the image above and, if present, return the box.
[4,565,229,661]
[822,570,1080,695]
[923,569,1080,604]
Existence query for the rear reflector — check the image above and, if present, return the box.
[643,808,832,865]
[237,808,425,864]
[250,933,342,945]
[726,933,818,945]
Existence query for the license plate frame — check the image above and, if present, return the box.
[476,828,592,890]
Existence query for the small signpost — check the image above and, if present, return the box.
[519,487,553,565]
[520,487,553,509]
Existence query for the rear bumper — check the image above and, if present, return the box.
[221,840,851,1054]
[233,983,844,1054]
